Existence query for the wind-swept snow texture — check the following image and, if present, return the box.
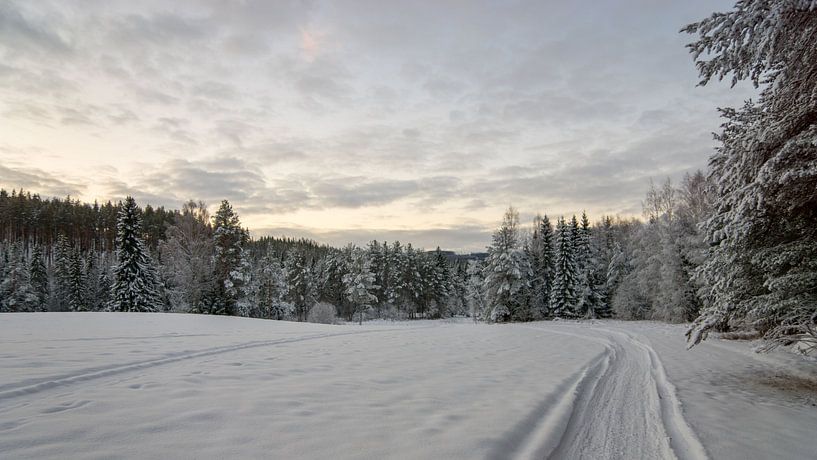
[1,314,815,459]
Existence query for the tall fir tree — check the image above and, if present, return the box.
[29,245,49,310]
[343,248,378,325]
[575,211,595,317]
[531,214,555,317]
[0,243,38,312]
[551,216,577,317]
[483,207,531,322]
[684,1,817,347]
[212,200,247,316]
[110,196,161,312]
[67,248,87,311]
[250,249,292,320]
[286,247,317,321]
[53,235,72,310]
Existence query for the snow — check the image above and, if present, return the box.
[1,314,815,459]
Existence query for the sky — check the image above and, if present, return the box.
[0,0,756,252]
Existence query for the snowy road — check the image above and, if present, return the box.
[511,325,707,460]
[0,314,815,459]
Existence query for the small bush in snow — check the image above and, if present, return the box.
[308,302,337,324]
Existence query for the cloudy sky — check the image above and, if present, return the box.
[0,0,755,251]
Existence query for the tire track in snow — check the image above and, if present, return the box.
[508,324,707,460]
[493,347,613,460]
[0,328,409,405]
[490,326,615,460]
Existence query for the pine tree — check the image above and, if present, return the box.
[465,259,485,322]
[110,196,161,312]
[551,216,577,318]
[316,249,347,317]
[53,235,72,310]
[212,200,247,316]
[251,249,292,320]
[286,248,317,321]
[684,1,817,348]
[96,266,112,311]
[29,245,49,310]
[67,248,87,311]
[398,243,421,318]
[537,215,555,317]
[343,248,378,325]
[367,240,385,317]
[380,241,396,309]
[0,243,38,312]
[483,207,531,322]
[428,247,452,318]
[575,211,595,317]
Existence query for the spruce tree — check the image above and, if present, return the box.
[212,200,247,315]
[551,216,577,318]
[343,248,378,325]
[429,247,452,318]
[482,207,530,322]
[684,1,817,347]
[67,248,87,311]
[251,249,291,320]
[575,211,595,317]
[29,245,49,310]
[110,196,161,312]
[286,248,317,321]
[532,215,555,317]
[367,240,385,317]
[53,235,72,310]
[465,259,485,322]
[0,243,38,312]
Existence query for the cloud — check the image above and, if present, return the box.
[0,164,85,197]
[253,223,492,253]
[0,2,72,57]
[0,0,762,251]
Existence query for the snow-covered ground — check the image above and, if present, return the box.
[1,314,815,459]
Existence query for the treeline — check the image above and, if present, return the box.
[470,171,707,323]
[0,194,469,322]
[0,189,175,251]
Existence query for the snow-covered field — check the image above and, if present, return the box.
[1,314,815,459]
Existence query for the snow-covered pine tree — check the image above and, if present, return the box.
[465,259,485,322]
[398,243,422,318]
[67,248,87,311]
[527,218,544,316]
[574,211,596,317]
[110,196,161,312]
[212,200,248,316]
[482,207,531,322]
[551,216,577,318]
[53,235,72,310]
[286,247,317,321]
[684,1,817,349]
[428,247,452,318]
[367,240,385,317]
[29,245,49,310]
[588,216,616,319]
[95,263,112,311]
[376,241,397,313]
[0,243,38,312]
[316,249,347,317]
[448,262,469,317]
[536,215,555,317]
[343,248,378,325]
[251,249,292,320]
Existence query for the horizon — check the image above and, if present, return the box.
[1,0,757,252]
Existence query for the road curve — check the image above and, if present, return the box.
[517,324,708,460]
